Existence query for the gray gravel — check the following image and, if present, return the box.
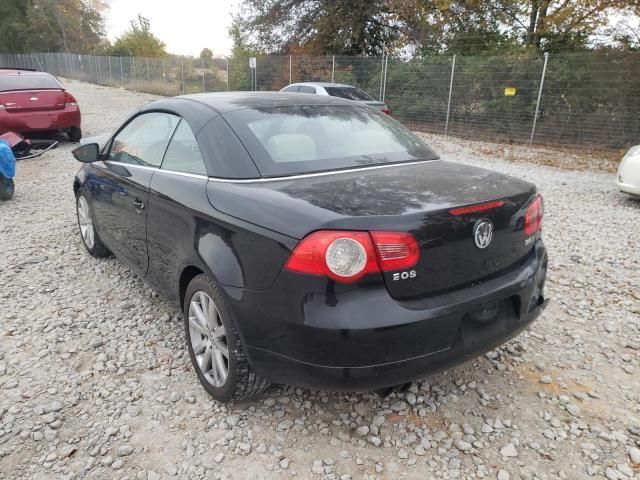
[1,79,639,480]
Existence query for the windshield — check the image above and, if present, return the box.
[324,86,374,101]
[0,74,62,92]
[224,104,438,177]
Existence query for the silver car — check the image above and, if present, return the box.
[279,82,391,115]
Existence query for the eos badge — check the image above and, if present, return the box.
[473,219,493,249]
[393,270,417,281]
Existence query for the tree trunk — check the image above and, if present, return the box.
[533,0,550,49]
[527,0,539,45]
[52,3,69,53]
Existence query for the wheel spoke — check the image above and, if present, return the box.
[190,301,208,331]
[188,315,207,336]
[192,337,207,355]
[214,351,227,382]
[213,324,225,340]
[200,343,212,373]
[216,341,229,359]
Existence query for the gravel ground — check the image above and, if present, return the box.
[1,79,639,480]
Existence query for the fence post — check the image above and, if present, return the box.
[181,60,185,95]
[379,55,385,101]
[226,58,229,91]
[331,55,335,82]
[445,54,457,136]
[108,56,112,82]
[529,52,549,146]
[382,55,388,102]
[289,55,292,84]
[202,57,206,92]
[146,57,150,83]
[119,56,124,85]
[162,57,166,95]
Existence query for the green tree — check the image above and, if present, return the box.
[110,14,167,57]
[199,47,213,68]
[483,0,636,51]
[200,48,213,60]
[227,25,259,90]
[231,0,400,55]
[232,0,639,55]
[0,0,31,53]
[0,0,108,53]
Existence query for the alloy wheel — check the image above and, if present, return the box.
[188,291,229,387]
[77,196,95,249]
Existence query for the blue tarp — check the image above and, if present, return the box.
[0,139,16,179]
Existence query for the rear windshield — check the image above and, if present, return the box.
[224,105,438,177]
[0,74,61,92]
[324,86,374,101]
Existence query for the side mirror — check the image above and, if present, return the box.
[72,143,100,163]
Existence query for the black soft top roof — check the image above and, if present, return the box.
[177,91,359,114]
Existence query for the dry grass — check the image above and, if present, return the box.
[416,131,624,173]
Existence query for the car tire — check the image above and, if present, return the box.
[68,127,82,143]
[183,274,270,402]
[75,191,110,257]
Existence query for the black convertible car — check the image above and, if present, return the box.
[72,92,548,402]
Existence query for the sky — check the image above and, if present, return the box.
[105,0,240,57]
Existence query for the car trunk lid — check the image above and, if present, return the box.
[0,90,67,112]
[207,160,538,298]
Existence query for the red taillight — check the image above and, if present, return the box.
[524,194,543,236]
[284,230,420,282]
[64,91,78,107]
[382,108,392,115]
[449,200,504,216]
[370,231,420,272]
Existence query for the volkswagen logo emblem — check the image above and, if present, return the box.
[473,219,494,249]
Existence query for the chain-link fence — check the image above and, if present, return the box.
[1,51,638,149]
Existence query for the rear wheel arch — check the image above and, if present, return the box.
[179,265,205,311]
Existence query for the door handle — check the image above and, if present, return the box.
[133,199,145,210]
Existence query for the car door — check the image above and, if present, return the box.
[145,118,210,300]
[89,112,180,277]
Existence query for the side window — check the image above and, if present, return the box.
[161,120,207,175]
[281,86,299,92]
[297,86,316,94]
[109,112,179,167]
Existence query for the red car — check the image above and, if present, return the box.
[0,68,81,142]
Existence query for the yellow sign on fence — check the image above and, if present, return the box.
[504,87,517,96]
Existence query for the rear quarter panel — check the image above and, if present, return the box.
[146,175,296,305]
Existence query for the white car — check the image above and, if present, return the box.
[617,145,640,197]
[280,82,391,115]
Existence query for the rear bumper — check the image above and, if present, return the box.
[225,240,548,390]
[0,106,80,133]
